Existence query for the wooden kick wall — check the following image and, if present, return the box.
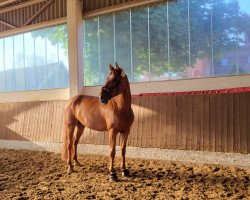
[0,92,249,153]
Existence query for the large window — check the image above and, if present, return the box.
[83,0,250,86]
[0,24,69,92]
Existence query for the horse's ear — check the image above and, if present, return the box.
[115,62,120,70]
[109,64,114,71]
[115,62,125,77]
[121,69,125,78]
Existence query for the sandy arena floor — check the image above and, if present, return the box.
[0,149,249,200]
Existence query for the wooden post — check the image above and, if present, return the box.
[67,0,83,97]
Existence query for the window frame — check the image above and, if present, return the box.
[81,74,250,96]
[0,18,69,103]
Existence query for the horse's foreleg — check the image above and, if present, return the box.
[73,122,84,166]
[120,133,129,177]
[108,130,118,182]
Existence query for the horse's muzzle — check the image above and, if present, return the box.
[99,88,111,104]
[99,94,109,104]
[99,98,108,104]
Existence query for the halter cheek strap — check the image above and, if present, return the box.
[102,78,122,97]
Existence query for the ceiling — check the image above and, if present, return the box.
[0,0,28,9]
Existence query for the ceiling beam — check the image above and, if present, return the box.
[0,0,47,14]
[0,18,16,28]
[0,16,66,38]
[83,0,167,19]
[24,0,55,26]
[0,0,17,7]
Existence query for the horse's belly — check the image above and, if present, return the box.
[80,118,108,132]
[86,124,108,132]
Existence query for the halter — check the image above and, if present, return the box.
[101,79,121,97]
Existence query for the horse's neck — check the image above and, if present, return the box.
[115,77,132,110]
[122,85,132,106]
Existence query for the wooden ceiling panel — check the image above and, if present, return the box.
[0,0,28,9]
[0,0,66,34]
[83,0,170,19]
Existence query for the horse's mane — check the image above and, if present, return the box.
[122,74,131,94]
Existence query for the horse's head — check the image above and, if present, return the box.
[99,63,126,104]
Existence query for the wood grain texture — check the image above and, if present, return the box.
[0,0,66,32]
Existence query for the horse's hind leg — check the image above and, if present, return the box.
[65,123,76,174]
[120,133,129,177]
[73,122,85,166]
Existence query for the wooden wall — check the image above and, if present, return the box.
[0,92,249,153]
[0,101,65,142]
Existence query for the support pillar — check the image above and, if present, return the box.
[67,0,83,97]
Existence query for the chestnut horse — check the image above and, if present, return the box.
[61,63,134,182]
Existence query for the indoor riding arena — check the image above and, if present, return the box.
[0,0,249,199]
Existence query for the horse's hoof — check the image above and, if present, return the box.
[74,161,82,167]
[67,167,74,174]
[122,169,130,177]
[109,173,118,182]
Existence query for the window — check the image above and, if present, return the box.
[83,0,250,86]
[221,58,229,67]
[0,24,69,92]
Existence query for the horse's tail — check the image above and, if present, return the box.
[61,120,69,162]
[61,104,75,162]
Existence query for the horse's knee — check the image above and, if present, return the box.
[110,149,116,158]
[73,138,80,146]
